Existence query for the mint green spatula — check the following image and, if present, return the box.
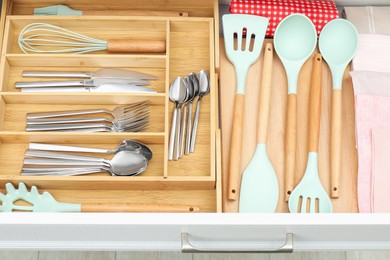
[0,182,198,212]
[239,43,279,212]
[222,14,269,201]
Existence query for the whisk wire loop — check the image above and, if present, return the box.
[18,23,108,54]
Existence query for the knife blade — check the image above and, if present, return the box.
[20,83,157,93]
[15,78,150,88]
[22,68,157,80]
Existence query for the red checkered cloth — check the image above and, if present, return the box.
[229,0,339,36]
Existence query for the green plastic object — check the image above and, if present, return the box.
[319,19,359,90]
[288,153,333,213]
[34,5,83,16]
[274,14,317,94]
[239,144,279,212]
[0,182,81,212]
[222,14,269,94]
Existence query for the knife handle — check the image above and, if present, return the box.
[16,80,87,88]
[22,71,91,78]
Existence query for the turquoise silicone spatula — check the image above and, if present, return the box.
[274,14,317,201]
[319,19,359,198]
[239,43,279,212]
[0,182,198,212]
[222,14,269,201]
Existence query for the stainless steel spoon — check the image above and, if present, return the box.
[23,150,148,176]
[179,76,195,158]
[28,140,153,161]
[190,70,210,153]
[168,77,187,160]
[186,72,200,155]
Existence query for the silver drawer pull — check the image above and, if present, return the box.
[181,233,293,253]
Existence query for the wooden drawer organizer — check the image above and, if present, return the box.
[0,1,221,212]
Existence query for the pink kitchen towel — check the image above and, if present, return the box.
[350,71,390,97]
[371,128,390,213]
[352,34,390,73]
[355,95,390,213]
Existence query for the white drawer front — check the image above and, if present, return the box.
[1,213,390,251]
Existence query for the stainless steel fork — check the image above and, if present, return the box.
[26,100,148,121]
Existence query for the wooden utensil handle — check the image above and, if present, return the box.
[107,39,166,53]
[81,203,199,212]
[308,54,323,153]
[84,10,188,17]
[228,93,245,201]
[331,89,342,198]
[284,93,297,201]
[257,43,273,144]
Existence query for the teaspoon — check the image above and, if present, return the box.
[190,70,210,153]
[168,77,187,160]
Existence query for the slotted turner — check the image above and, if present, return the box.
[288,54,332,213]
[0,182,199,212]
[222,14,269,201]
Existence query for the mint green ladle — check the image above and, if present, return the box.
[319,18,358,198]
[274,14,317,201]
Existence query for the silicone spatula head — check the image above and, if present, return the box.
[222,14,269,94]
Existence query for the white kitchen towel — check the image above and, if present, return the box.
[352,34,390,73]
[355,95,390,213]
[343,6,390,35]
[350,71,390,97]
[372,128,390,213]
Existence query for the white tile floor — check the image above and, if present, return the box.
[1,251,390,260]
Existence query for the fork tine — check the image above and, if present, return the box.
[300,197,307,213]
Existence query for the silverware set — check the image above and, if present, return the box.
[25,100,149,132]
[21,140,153,176]
[168,70,210,161]
[15,68,157,93]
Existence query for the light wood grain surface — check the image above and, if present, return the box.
[220,39,358,213]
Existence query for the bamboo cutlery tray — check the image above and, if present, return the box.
[0,4,219,212]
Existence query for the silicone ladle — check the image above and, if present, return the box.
[274,14,317,201]
[319,18,358,198]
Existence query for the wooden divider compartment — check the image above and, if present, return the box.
[167,19,216,178]
[3,17,169,55]
[0,13,218,211]
[0,55,167,93]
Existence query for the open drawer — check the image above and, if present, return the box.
[1,0,390,252]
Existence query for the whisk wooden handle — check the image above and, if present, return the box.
[107,39,166,53]
[81,203,199,212]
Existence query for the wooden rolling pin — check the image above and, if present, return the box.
[34,5,188,17]
[81,203,199,213]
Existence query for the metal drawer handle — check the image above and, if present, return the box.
[181,233,293,253]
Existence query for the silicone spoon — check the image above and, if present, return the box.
[289,54,332,213]
[274,14,317,201]
[239,43,278,212]
[223,14,269,201]
[319,18,359,198]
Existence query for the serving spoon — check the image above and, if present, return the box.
[28,140,153,161]
[23,150,148,176]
